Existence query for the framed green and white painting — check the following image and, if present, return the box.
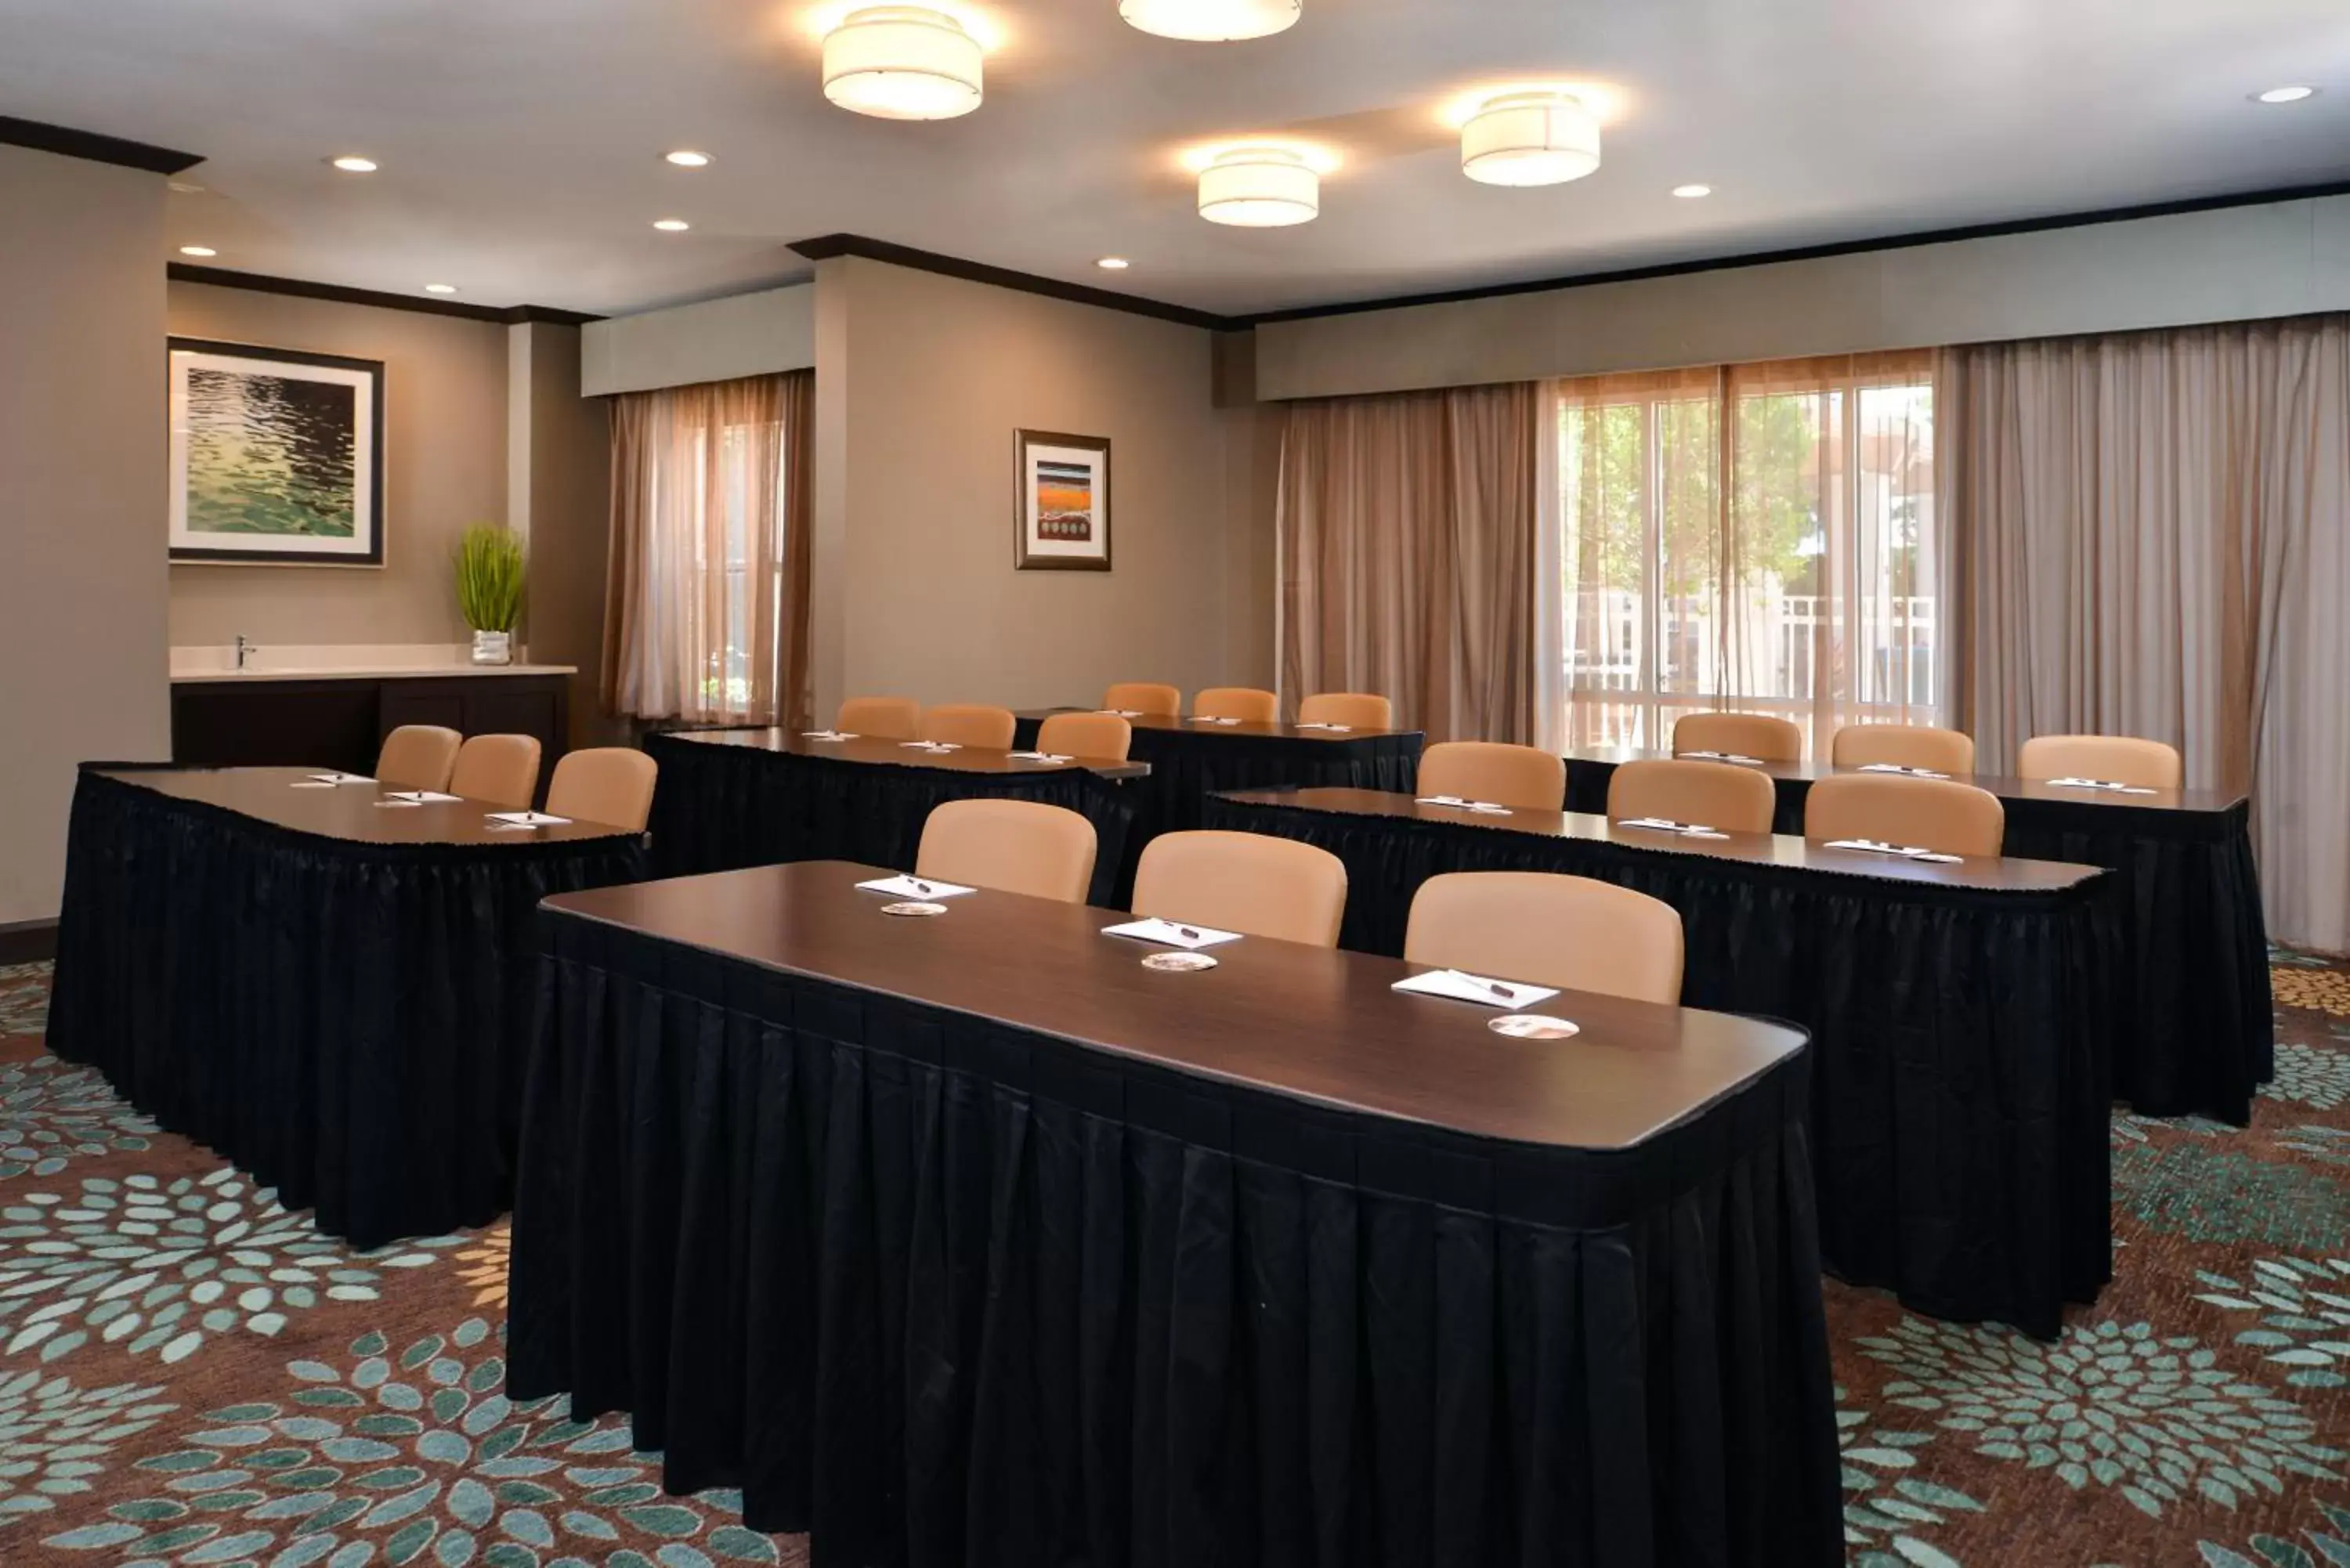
[168,338,385,566]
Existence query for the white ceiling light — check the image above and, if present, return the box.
[664,150,714,167]
[1459,89,1600,186]
[1096,256,1130,269]
[652,218,692,231]
[328,155,378,173]
[178,244,217,257]
[1198,145,1318,226]
[2254,85,2317,103]
[1672,183,1712,198]
[423,284,458,294]
[822,5,983,121]
[1119,0,1299,42]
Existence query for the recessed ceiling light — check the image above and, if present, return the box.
[178,245,217,257]
[423,284,458,294]
[2254,85,2318,103]
[653,218,692,232]
[1672,183,1712,198]
[1096,257,1130,269]
[329,155,378,173]
[664,150,714,168]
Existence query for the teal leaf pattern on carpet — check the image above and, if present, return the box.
[2196,1258,2350,1389]
[2113,1140,2350,1252]
[1838,1382,1976,1563]
[0,1055,156,1178]
[0,1370,175,1523]
[0,962,50,1036]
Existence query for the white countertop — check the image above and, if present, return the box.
[171,642,577,684]
[173,663,578,685]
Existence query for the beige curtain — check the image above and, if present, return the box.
[1276,382,1542,742]
[1555,352,1938,753]
[602,370,812,728]
[1937,316,2350,952]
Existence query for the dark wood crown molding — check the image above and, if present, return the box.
[168,263,601,327]
[790,233,1237,331]
[0,115,203,175]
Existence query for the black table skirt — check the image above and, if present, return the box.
[45,764,649,1248]
[509,916,1842,1568]
[1205,795,2117,1340]
[1567,757,2272,1122]
[645,731,1137,905]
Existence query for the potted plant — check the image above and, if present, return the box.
[455,523,526,665]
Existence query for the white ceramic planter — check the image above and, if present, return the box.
[471,630,513,666]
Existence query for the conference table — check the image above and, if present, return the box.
[644,728,1146,901]
[508,860,1841,1567]
[1564,746,2270,1123]
[45,763,648,1248]
[1204,786,2119,1339]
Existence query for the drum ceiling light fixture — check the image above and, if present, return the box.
[822,5,985,120]
[1459,89,1601,186]
[1195,144,1321,226]
[1119,0,1300,42]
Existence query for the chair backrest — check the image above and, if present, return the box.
[916,799,1098,904]
[1036,711,1132,761]
[2017,734,2182,790]
[1104,682,1182,718]
[1671,711,1804,762]
[921,704,1017,750]
[1131,830,1348,947]
[1297,692,1394,730]
[450,732,544,811]
[1831,723,1976,775]
[544,747,659,831]
[1805,774,2005,857]
[1192,687,1279,724]
[1606,757,1777,834]
[1417,741,1565,811]
[374,724,462,792]
[1405,871,1685,1006]
[838,697,923,741]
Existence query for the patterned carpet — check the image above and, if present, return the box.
[3,955,2350,1566]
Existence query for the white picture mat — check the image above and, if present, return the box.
[168,349,378,556]
[1022,440,1108,559]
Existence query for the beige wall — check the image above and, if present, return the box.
[0,146,171,926]
[166,281,509,647]
[1257,193,2350,399]
[581,284,815,397]
[810,256,1272,719]
[511,322,617,744]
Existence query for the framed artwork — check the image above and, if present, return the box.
[168,338,386,566]
[1014,428,1111,571]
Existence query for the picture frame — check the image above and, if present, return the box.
[1014,428,1111,572]
[168,338,387,567]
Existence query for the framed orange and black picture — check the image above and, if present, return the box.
[1013,428,1111,571]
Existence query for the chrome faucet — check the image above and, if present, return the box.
[234,634,260,670]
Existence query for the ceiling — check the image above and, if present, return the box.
[5,0,2348,320]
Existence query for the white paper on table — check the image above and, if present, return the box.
[898,741,963,753]
[1098,709,1145,718]
[1187,716,1242,726]
[801,730,858,742]
[1824,838,1962,863]
[1615,817,1730,840]
[2046,776,2157,795]
[289,781,337,789]
[306,772,376,785]
[487,811,573,829]
[857,874,976,899]
[1679,750,1764,766]
[1856,763,1950,779]
[385,790,463,804]
[1391,968,1562,1009]
[1294,721,1354,732]
[1100,916,1243,950]
[1415,796,1513,815]
[1007,751,1074,764]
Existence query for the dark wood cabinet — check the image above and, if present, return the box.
[172,672,572,791]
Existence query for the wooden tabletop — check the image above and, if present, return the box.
[1563,745,2246,815]
[543,858,1807,1151]
[1217,786,2106,894]
[1015,707,1420,746]
[668,727,1151,780]
[97,766,640,846]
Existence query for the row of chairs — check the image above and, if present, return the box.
[374,725,659,830]
[913,800,1683,1004]
[1673,713,2183,789]
[834,687,1400,746]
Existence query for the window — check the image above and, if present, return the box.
[1553,353,1936,753]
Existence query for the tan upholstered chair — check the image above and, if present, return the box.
[1417,741,1565,812]
[2018,735,2183,790]
[1130,830,1348,947]
[1192,687,1279,724]
[1405,871,1685,1006]
[449,733,544,811]
[1671,711,1804,762]
[916,799,1097,904]
[374,724,461,792]
[921,704,1017,750]
[1036,711,1132,761]
[1805,775,2004,857]
[1297,692,1394,730]
[1606,757,1777,834]
[838,697,923,741]
[544,747,659,831]
[1104,682,1182,718]
[1831,723,1976,775]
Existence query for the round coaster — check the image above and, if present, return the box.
[880,901,949,918]
[1488,1013,1580,1041]
[1141,951,1219,974]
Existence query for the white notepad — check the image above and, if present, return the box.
[1007,751,1074,764]
[1824,838,1962,864]
[1392,968,1561,1009]
[1856,763,1950,779]
[801,730,858,742]
[899,741,963,753]
[2046,776,2157,795]
[1616,817,1730,840]
[1415,795,1513,815]
[487,811,572,829]
[1187,716,1243,726]
[385,790,463,804]
[856,874,975,899]
[1100,917,1242,950]
[306,772,375,785]
[1098,709,1146,718]
[1679,750,1764,766]
[1294,721,1354,732]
